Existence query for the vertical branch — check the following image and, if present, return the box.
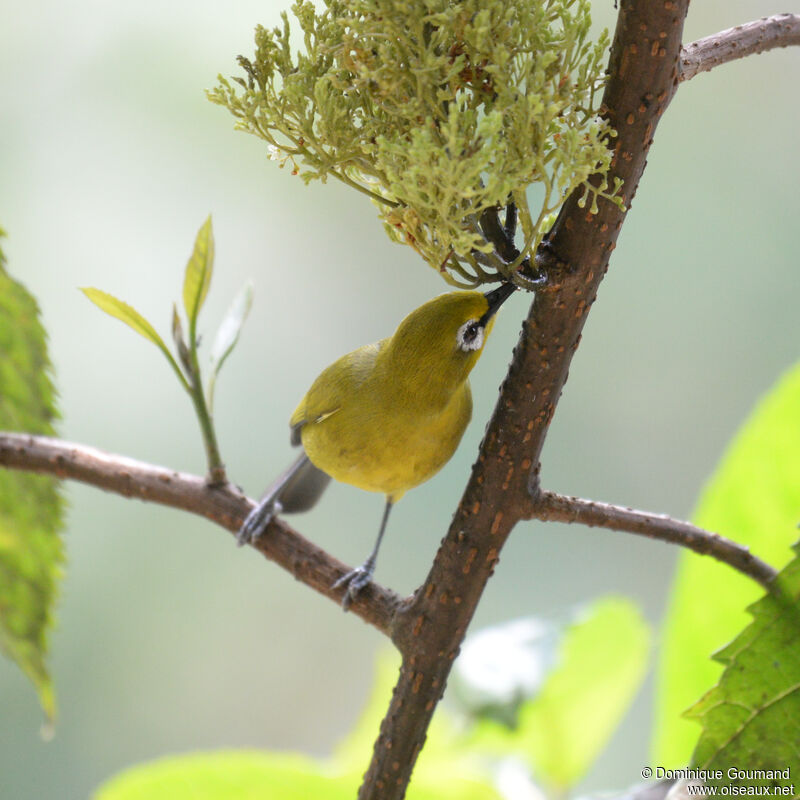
[359,2,691,798]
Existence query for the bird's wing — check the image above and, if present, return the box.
[290,403,342,446]
[289,340,383,445]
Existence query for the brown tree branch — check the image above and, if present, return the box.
[531,490,777,591]
[0,432,401,635]
[680,14,800,82]
[3,432,777,633]
[356,2,692,798]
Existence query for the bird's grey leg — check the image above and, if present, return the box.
[237,453,310,546]
[333,498,394,610]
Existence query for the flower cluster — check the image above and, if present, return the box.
[209,0,620,286]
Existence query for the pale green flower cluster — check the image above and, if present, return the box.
[209,0,620,286]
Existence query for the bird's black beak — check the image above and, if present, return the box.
[480,282,517,325]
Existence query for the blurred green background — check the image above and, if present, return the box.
[1,1,797,798]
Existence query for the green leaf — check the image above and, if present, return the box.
[207,282,253,411]
[406,772,501,800]
[82,287,168,351]
[82,288,189,391]
[0,228,64,721]
[182,216,214,331]
[653,363,800,766]
[467,597,650,791]
[686,543,800,787]
[93,747,500,800]
[93,751,359,800]
[94,653,502,800]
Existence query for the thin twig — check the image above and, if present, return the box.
[680,14,800,82]
[531,490,777,591]
[478,205,519,264]
[0,432,401,635]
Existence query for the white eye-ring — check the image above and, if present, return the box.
[456,319,484,352]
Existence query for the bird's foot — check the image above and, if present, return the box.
[332,561,375,611]
[237,498,283,547]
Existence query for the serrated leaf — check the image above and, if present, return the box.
[82,288,188,390]
[207,282,253,411]
[0,229,64,721]
[653,363,800,766]
[467,597,650,791]
[686,543,800,788]
[182,216,214,330]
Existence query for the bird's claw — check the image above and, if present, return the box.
[237,499,282,547]
[332,564,374,611]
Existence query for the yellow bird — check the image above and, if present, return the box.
[238,283,516,607]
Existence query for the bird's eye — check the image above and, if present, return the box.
[456,320,484,352]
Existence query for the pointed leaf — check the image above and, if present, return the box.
[0,229,64,721]
[207,282,253,410]
[182,216,214,330]
[82,288,189,390]
[686,543,800,788]
[83,287,168,351]
[653,363,800,766]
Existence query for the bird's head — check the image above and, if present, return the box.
[385,283,517,394]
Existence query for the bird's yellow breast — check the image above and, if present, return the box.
[299,372,472,501]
